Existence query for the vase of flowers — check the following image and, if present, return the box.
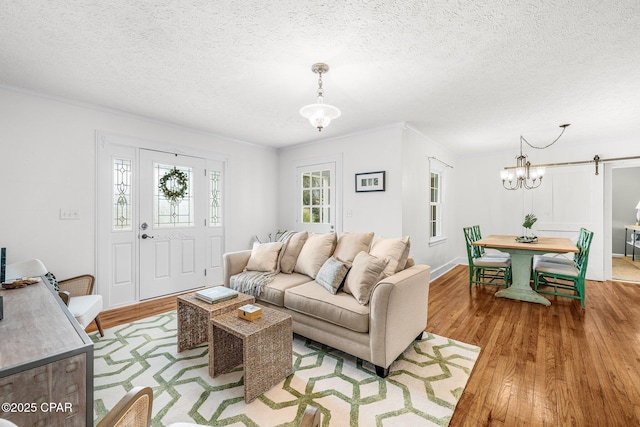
[516,213,538,243]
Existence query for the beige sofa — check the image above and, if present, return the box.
[222,232,431,377]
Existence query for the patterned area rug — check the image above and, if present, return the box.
[92,311,480,426]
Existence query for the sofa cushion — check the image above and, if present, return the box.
[284,281,370,333]
[369,236,410,277]
[315,257,350,294]
[534,261,579,277]
[333,231,374,264]
[280,231,309,274]
[343,251,389,305]
[244,272,312,307]
[294,232,336,279]
[245,241,284,273]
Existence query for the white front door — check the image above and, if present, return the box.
[139,149,207,300]
[296,162,336,233]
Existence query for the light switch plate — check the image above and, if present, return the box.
[60,208,80,220]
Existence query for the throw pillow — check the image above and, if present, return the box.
[369,236,410,277]
[279,231,309,274]
[315,257,350,294]
[45,271,59,292]
[294,232,337,279]
[343,251,389,305]
[333,231,374,264]
[245,241,284,273]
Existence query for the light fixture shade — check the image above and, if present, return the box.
[300,62,341,131]
[299,103,341,131]
[635,200,640,209]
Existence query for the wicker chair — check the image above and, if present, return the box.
[167,406,321,427]
[58,274,104,337]
[100,386,322,427]
[97,387,153,427]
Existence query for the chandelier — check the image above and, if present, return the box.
[300,63,341,131]
[501,124,570,190]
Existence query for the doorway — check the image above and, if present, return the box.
[96,133,225,309]
[611,166,640,283]
[296,162,337,234]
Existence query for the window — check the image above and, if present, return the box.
[154,163,193,228]
[209,170,222,227]
[113,158,132,230]
[430,171,442,238]
[301,169,331,224]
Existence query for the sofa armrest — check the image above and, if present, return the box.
[222,250,252,287]
[368,264,431,369]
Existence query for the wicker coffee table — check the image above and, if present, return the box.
[208,307,293,402]
[176,288,254,352]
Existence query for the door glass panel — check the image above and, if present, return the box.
[155,163,193,228]
[301,169,332,224]
[113,158,132,230]
[209,170,222,227]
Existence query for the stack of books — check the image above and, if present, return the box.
[195,286,239,304]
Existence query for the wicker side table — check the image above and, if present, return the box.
[176,289,254,352]
[209,307,293,402]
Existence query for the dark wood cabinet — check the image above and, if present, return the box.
[0,279,93,426]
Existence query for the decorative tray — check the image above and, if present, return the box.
[2,278,40,289]
[515,236,538,244]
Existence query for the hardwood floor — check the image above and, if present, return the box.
[85,293,178,333]
[87,266,640,426]
[431,265,640,427]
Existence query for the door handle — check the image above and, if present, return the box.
[141,234,154,239]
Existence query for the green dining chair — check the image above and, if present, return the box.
[533,228,594,308]
[463,225,511,289]
[532,227,592,268]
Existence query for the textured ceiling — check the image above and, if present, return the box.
[1,1,639,154]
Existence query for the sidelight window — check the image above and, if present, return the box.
[113,158,132,230]
[209,170,222,227]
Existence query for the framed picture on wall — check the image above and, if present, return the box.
[355,171,385,192]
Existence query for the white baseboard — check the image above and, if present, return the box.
[430,257,467,280]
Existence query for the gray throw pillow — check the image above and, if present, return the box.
[315,257,350,294]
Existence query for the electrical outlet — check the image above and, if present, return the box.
[345,210,353,218]
[60,208,80,220]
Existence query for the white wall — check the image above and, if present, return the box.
[277,123,461,278]
[4,84,637,284]
[0,87,279,280]
[277,125,405,236]
[401,126,458,277]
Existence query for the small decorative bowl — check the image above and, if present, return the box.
[1,278,39,289]
[515,236,538,243]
